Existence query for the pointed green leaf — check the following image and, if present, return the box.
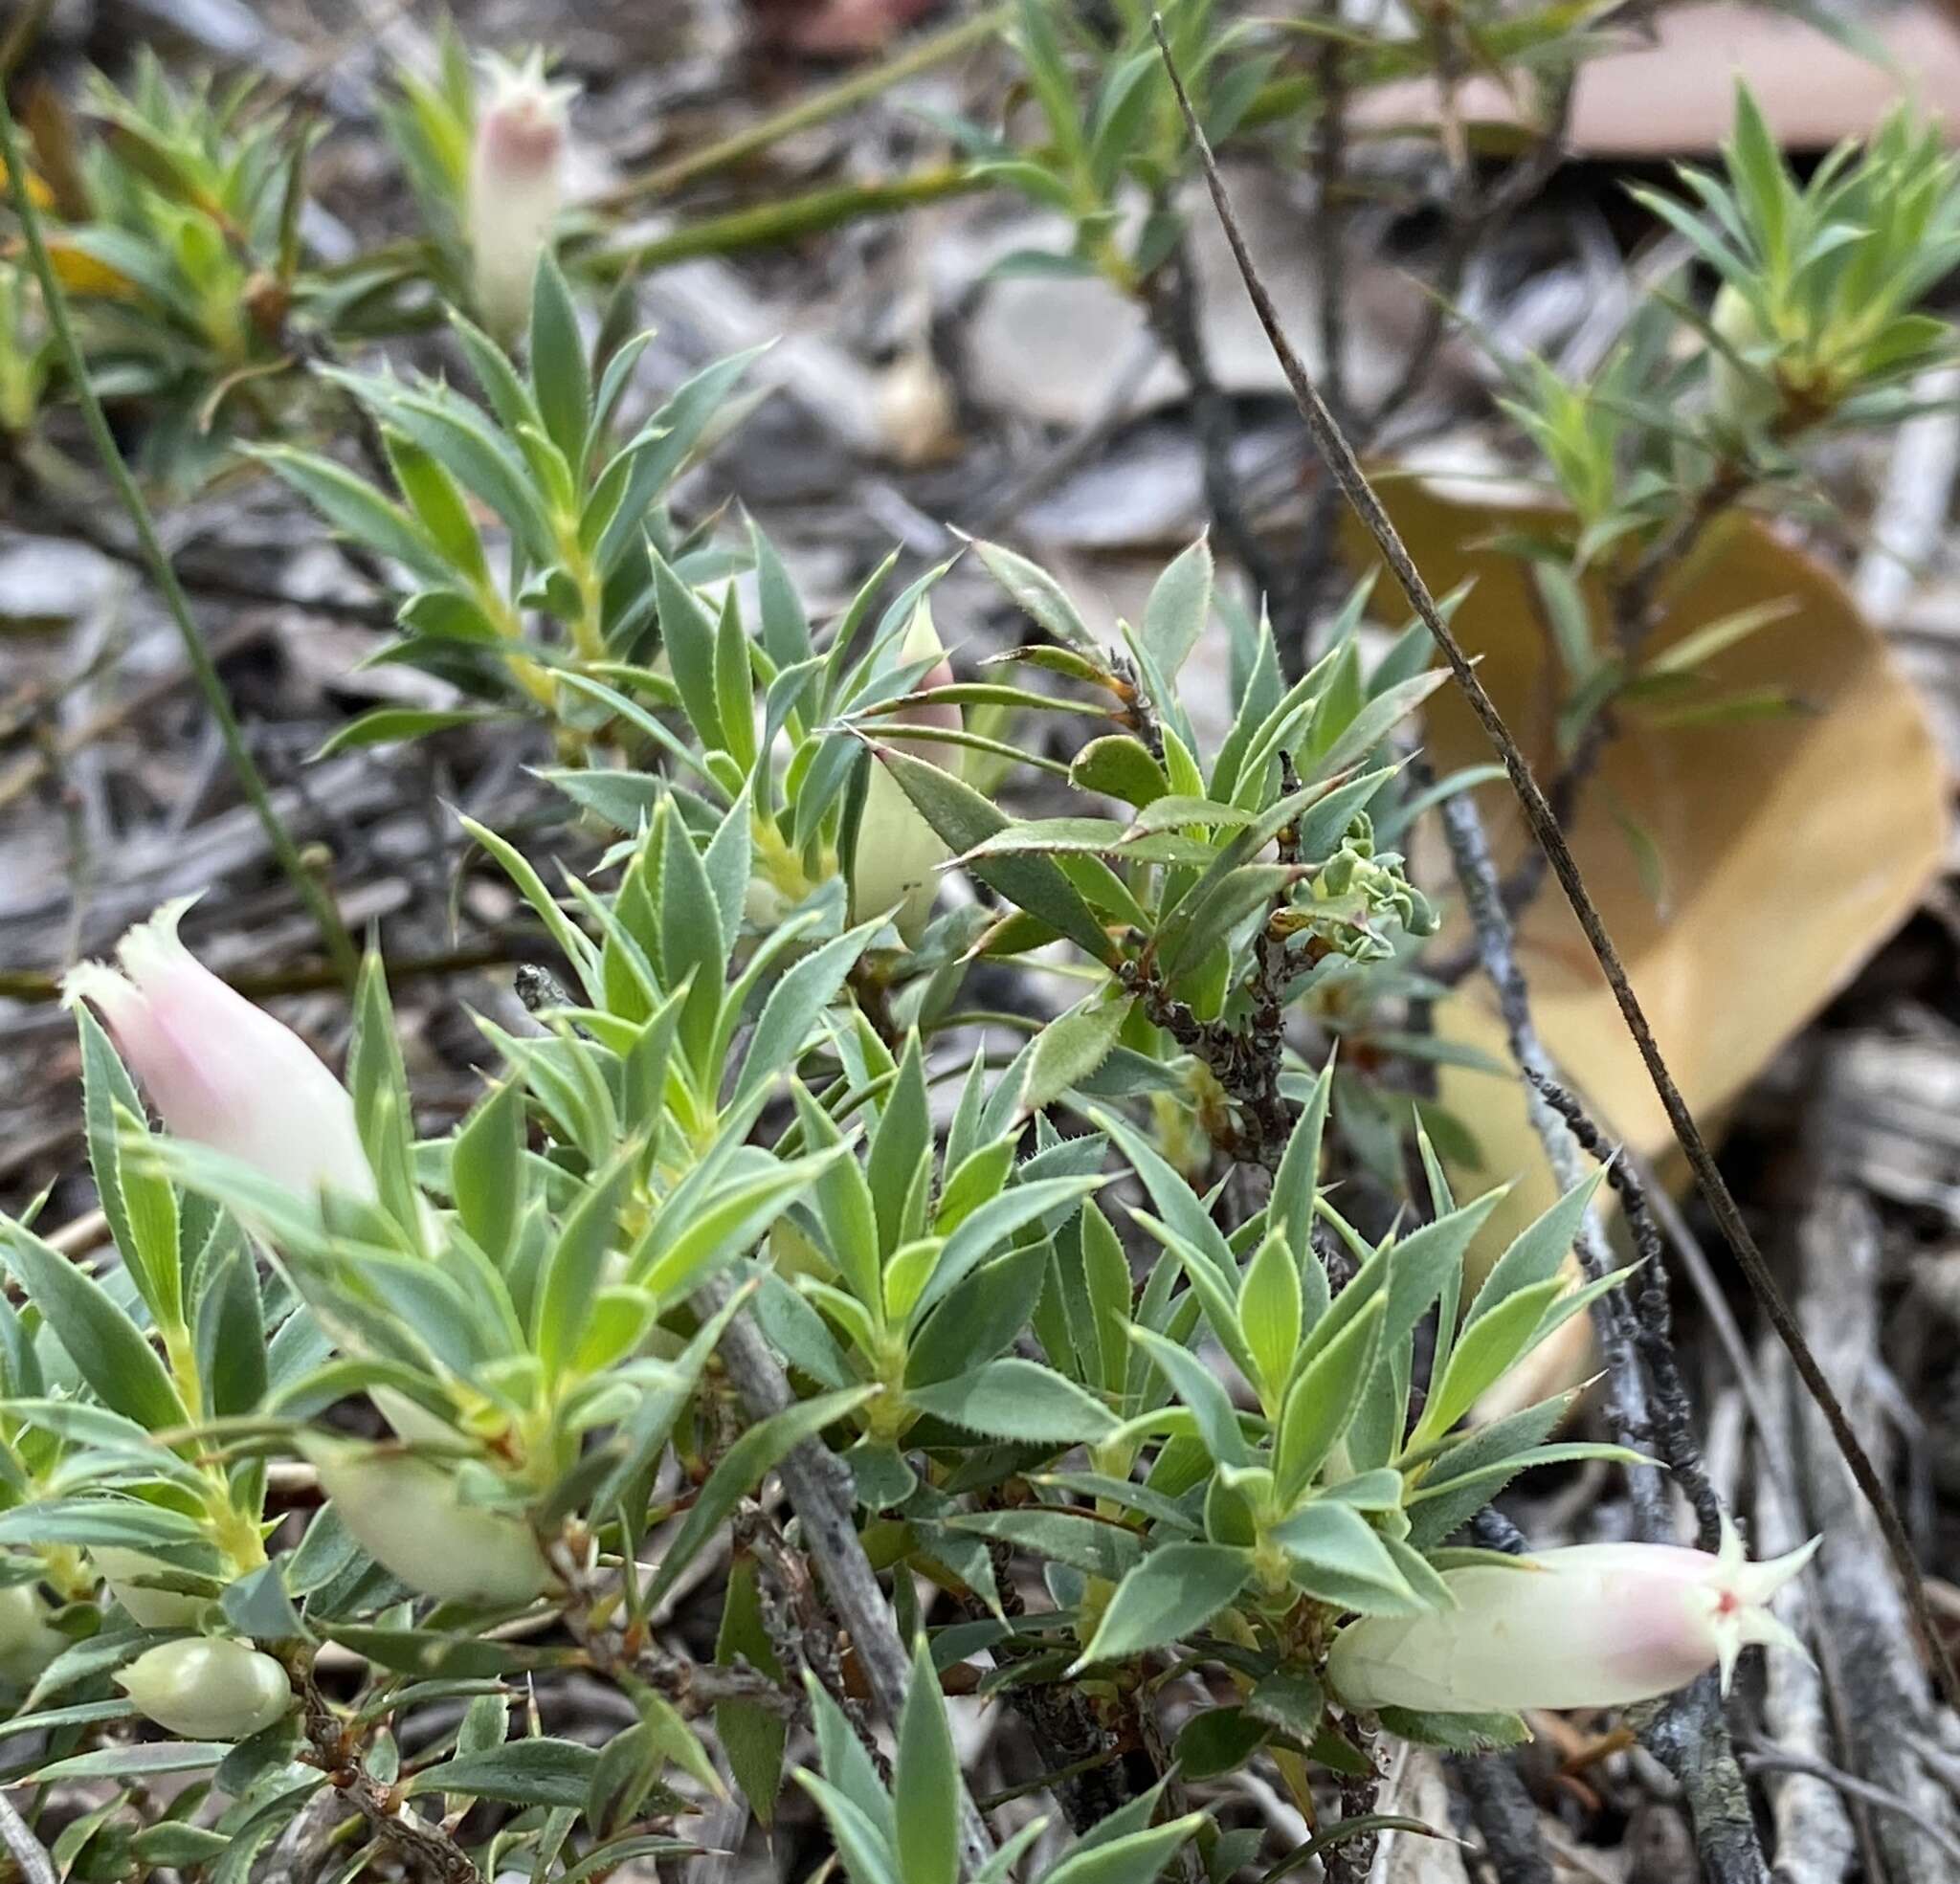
[716,1558,787,1824]
[1024,994,1132,1115]
[1239,1232,1302,1412]
[1077,1543,1251,1667]
[894,1641,958,1884]
[906,1359,1116,1446]
[1276,1293,1385,1501]
[0,1222,185,1430]
[876,744,1114,963]
[1467,1168,1604,1322]
[1141,536,1214,680]
[529,254,591,465]
[645,1386,874,1606]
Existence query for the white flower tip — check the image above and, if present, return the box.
[63,897,204,1015]
[478,48,578,122]
[1709,1521,1820,1693]
[900,600,947,669]
[58,959,126,1016]
[113,895,201,984]
[1741,1531,1822,1601]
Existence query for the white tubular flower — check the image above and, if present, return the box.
[115,1638,291,1740]
[1327,1518,1818,1715]
[849,604,961,946]
[469,50,576,340]
[300,1435,552,1607]
[61,899,373,1207]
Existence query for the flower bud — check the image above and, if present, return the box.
[873,348,960,467]
[0,1582,66,1689]
[115,1638,290,1740]
[1327,1518,1817,1714]
[89,1546,207,1629]
[300,1435,551,1607]
[1708,284,1783,435]
[469,52,576,341]
[61,899,373,1208]
[849,604,962,946]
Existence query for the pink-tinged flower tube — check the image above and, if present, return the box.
[61,898,373,1206]
[469,51,576,340]
[850,603,962,945]
[1327,1518,1818,1714]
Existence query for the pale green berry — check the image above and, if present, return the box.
[115,1639,290,1740]
[300,1435,552,1607]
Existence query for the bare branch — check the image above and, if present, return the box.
[282,1649,481,1884]
[695,1274,996,1877]
[0,1794,57,1884]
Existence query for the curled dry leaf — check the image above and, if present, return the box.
[1355,3,1960,158]
[1345,478,1949,1413]
[750,0,940,56]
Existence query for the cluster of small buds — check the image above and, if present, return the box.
[1274,814,1437,963]
[1328,1517,1817,1714]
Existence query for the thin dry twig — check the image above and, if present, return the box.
[1147,11,1960,1715]
[283,1648,480,1884]
[0,1794,56,1884]
[592,5,1010,211]
[1746,1745,1960,1873]
[695,1273,996,1878]
[1434,784,1765,1880]
[0,92,360,990]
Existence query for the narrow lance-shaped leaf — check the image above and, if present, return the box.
[645,1386,875,1606]
[894,1641,958,1884]
[1141,534,1214,681]
[1272,1053,1335,1262]
[1276,1292,1386,1502]
[529,253,591,466]
[1075,1543,1252,1669]
[533,1144,640,1379]
[905,1358,1118,1447]
[1239,1232,1301,1414]
[0,1221,186,1431]
[970,537,1095,649]
[874,743,1116,963]
[716,1558,787,1824]
[1467,1167,1607,1323]
[1022,993,1133,1116]
[452,1078,527,1268]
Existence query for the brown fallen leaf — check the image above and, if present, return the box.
[1343,478,1949,1409]
[750,0,943,57]
[1357,3,1960,157]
